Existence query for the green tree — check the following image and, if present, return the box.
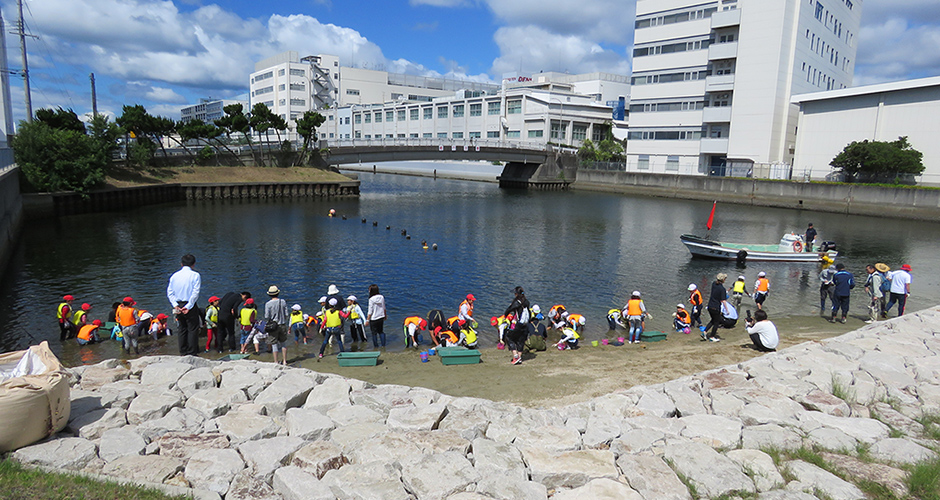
[178,119,242,165]
[215,103,255,164]
[250,103,275,166]
[14,116,107,193]
[830,136,925,182]
[295,111,326,166]
[115,104,166,166]
[577,138,598,162]
[35,107,86,133]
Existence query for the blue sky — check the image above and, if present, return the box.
[3,0,938,124]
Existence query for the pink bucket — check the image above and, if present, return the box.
[601,339,609,345]
[497,342,505,350]
[618,337,625,343]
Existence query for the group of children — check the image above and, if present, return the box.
[57,294,170,353]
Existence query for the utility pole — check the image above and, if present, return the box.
[90,73,97,118]
[15,0,31,122]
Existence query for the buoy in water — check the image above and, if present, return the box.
[361,218,367,223]
[401,229,407,236]
[341,215,347,220]
[328,209,336,217]
[386,226,390,230]
[406,235,411,240]
[373,221,378,227]
[432,243,438,250]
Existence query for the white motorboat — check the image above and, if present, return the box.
[680,233,838,262]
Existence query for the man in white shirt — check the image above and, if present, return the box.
[167,254,202,356]
[885,264,912,317]
[745,310,778,352]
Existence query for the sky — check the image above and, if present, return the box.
[2,0,938,124]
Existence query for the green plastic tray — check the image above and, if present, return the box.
[640,331,668,342]
[439,348,481,365]
[337,351,381,367]
[219,354,250,361]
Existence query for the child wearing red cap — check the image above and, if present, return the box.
[77,319,102,345]
[205,296,220,352]
[149,313,170,340]
[239,298,258,355]
[57,295,75,340]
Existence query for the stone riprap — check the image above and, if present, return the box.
[11,308,940,499]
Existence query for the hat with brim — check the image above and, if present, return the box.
[875,263,890,273]
[327,284,339,295]
[901,264,912,272]
[267,285,280,296]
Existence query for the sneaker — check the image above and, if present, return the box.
[318,353,323,359]
[700,331,707,340]
[512,356,522,365]
[827,317,835,323]
[709,337,720,342]
[840,318,847,324]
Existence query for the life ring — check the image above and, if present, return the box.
[792,241,803,252]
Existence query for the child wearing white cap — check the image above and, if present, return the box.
[754,272,770,310]
[345,296,367,342]
[289,304,307,345]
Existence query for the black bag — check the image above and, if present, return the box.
[264,320,279,334]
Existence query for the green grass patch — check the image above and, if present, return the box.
[830,375,855,404]
[664,458,699,499]
[0,460,188,500]
[855,478,901,500]
[907,458,940,500]
[916,413,940,441]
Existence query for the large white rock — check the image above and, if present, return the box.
[329,421,388,450]
[304,377,352,414]
[624,415,686,437]
[176,367,218,397]
[664,440,755,498]
[185,448,246,495]
[286,407,335,441]
[12,436,98,470]
[100,454,185,483]
[386,403,447,432]
[439,409,489,441]
[633,387,677,418]
[725,449,784,492]
[664,380,708,417]
[513,425,582,453]
[678,414,742,449]
[69,407,127,440]
[522,447,618,490]
[237,436,306,481]
[80,363,131,391]
[805,427,857,451]
[742,424,803,451]
[220,367,264,394]
[799,390,852,417]
[870,438,938,465]
[345,430,423,465]
[213,410,280,444]
[327,403,384,426]
[322,461,412,500]
[136,407,206,441]
[610,428,666,456]
[470,437,527,482]
[126,391,184,425]
[407,430,471,455]
[758,491,820,500]
[139,362,193,390]
[400,451,479,500]
[98,382,138,410]
[226,470,279,500]
[272,465,335,500]
[98,426,147,462]
[551,478,641,500]
[858,352,916,390]
[798,412,890,444]
[617,454,692,500]
[185,387,248,418]
[152,432,230,460]
[784,460,865,500]
[475,475,548,500]
[582,415,622,449]
[254,371,317,416]
[291,441,348,479]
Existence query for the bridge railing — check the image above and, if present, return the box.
[326,138,551,152]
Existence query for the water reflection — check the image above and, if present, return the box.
[1,171,939,365]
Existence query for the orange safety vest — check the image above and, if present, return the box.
[404,316,423,328]
[626,299,644,317]
[77,324,99,341]
[689,290,703,306]
[459,299,474,316]
[440,329,458,343]
[567,313,584,326]
[57,302,71,322]
[116,305,137,327]
[756,278,769,292]
[676,309,690,323]
[549,305,566,318]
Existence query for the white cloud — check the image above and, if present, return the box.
[145,86,187,103]
[855,17,940,85]
[490,26,631,76]
[409,0,474,7]
[484,0,635,45]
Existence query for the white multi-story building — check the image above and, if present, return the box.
[627,0,862,176]
[248,51,498,128]
[180,98,247,123]
[328,73,630,147]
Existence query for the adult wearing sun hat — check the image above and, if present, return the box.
[885,264,913,317]
[265,285,290,366]
[864,263,890,323]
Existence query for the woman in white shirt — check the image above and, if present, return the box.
[365,284,387,348]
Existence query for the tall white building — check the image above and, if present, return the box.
[627,0,862,176]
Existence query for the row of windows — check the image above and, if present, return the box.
[627,130,704,141]
[352,101,519,123]
[635,7,717,29]
[252,71,273,83]
[632,69,708,86]
[253,86,273,96]
[342,127,595,141]
[276,99,307,107]
[634,38,710,58]
[629,101,706,113]
[636,155,683,171]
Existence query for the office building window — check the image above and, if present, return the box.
[410,109,419,120]
[354,114,361,124]
[290,68,305,77]
[438,107,448,118]
[397,110,406,121]
[424,108,432,119]
[364,113,371,123]
[386,134,393,138]
[278,84,285,91]
[410,133,419,138]
[453,132,464,139]
[375,112,382,123]
[572,124,587,141]
[507,100,522,114]
[470,103,482,116]
[438,132,448,138]
[423,133,432,138]
[386,111,395,122]
[506,131,520,138]
[528,130,544,138]
[487,131,500,138]
[488,102,501,115]
[355,131,361,139]
[469,131,481,138]
[346,89,360,95]
[666,156,680,171]
[550,121,566,140]
[278,69,285,76]
[290,83,305,91]
[290,99,305,107]
[453,105,465,118]
[638,155,650,170]
[279,99,286,106]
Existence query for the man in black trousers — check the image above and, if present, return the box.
[216,291,247,353]
[167,254,202,356]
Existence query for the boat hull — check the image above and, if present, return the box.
[680,235,837,262]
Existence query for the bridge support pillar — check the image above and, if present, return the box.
[498,153,578,190]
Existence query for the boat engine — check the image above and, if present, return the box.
[818,241,836,252]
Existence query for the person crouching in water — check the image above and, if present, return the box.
[238,299,258,355]
[403,316,427,348]
[491,314,511,349]
[440,317,462,346]
[607,308,625,330]
[289,304,306,345]
[623,291,650,344]
[345,296,367,342]
[77,319,102,346]
[673,304,691,334]
[427,309,446,346]
[318,298,348,359]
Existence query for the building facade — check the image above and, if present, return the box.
[627,0,862,176]
[792,76,940,184]
[180,98,246,123]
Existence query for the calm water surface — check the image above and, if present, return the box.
[2,168,938,365]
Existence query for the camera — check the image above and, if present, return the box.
[746,310,754,325]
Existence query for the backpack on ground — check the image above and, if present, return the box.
[525,334,546,352]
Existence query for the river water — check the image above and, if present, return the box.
[2,164,938,365]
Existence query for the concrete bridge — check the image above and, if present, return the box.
[323,138,580,189]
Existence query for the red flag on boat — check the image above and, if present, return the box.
[706,201,717,230]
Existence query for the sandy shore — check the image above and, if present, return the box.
[277,315,856,408]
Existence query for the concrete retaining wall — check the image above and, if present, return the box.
[23,181,360,219]
[575,170,940,220]
[0,165,23,276]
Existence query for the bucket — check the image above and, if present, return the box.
[429,348,436,356]
[591,340,599,347]
[617,337,625,344]
[601,339,609,345]
[497,342,505,350]
[420,351,429,362]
